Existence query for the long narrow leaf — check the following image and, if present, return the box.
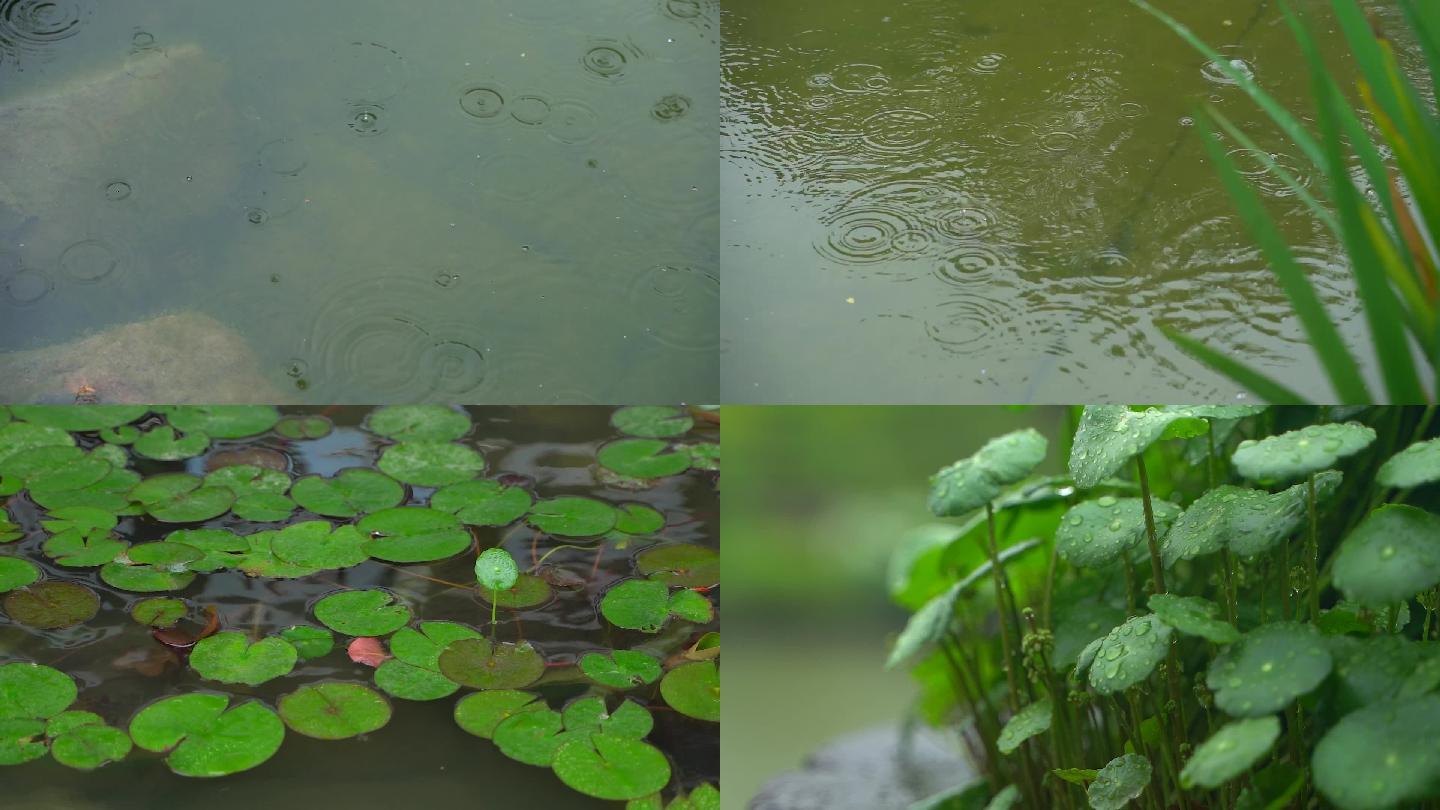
[1160,327,1307,403]
[1398,0,1440,101]
[1207,105,1339,238]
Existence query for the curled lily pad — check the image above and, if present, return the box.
[553,733,673,801]
[661,660,719,721]
[437,638,544,689]
[1332,505,1440,607]
[0,662,77,719]
[528,497,618,537]
[377,442,485,487]
[163,406,280,439]
[1231,422,1376,483]
[357,507,470,563]
[190,632,298,686]
[928,429,1048,516]
[133,426,210,461]
[612,406,693,438]
[1087,753,1152,810]
[1088,614,1173,696]
[128,693,284,777]
[274,415,332,440]
[1056,496,1179,568]
[278,682,391,739]
[99,561,195,592]
[1207,622,1332,717]
[998,698,1052,755]
[3,582,99,629]
[1069,406,1209,489]
[1148,594,1239,644]
[366,405,471,442]
[431,479,532,526]
[271,521,369,570]
[1180,716,1280,789]
[476,574,553,609]
[290,469,405,518]
[314,589,412,636]
[280,625,334,659]
[130,597,186,628]
[1378,438,1440,489]
[581,650,663,689]
[599,439,693,480]
[129,473,234,523]
[475,547,519,592]
[0,557,40,592]
[1313,695,1440,810]
[453,689,545,739]
[636,544,718,587]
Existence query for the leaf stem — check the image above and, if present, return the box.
[1307,473,1321,621]
[1135,453,1189,785]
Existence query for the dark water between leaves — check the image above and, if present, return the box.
[722,0,1423,403]
[0,406,719,808]
[0,0,719,403]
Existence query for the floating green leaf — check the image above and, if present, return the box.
[163,405,280,439]
[10,405,147,432]
[377,442,485,487]
[1181,716,1280,789]
[126,541,203,569]
[0,422,73,468]
[190,632,298,686]
[49,722,131,770]
[1378,438,1440,489]
[686,443,720,472]
[614,504,665,536]
[274,415,332,440]
[602,580,671,632]
[1069,406,1207,489]
[1056,496,1179,568]
[313,589,412,636]
[128,693,284,777]
[358,507,471,563]
[129,473,234,523]
[438,638,545,689]
[1207,622,1332,717]
[1088,753,1152,810]
[271,521,369,570]
[0,662,77,720]
[290,469,405,518]
[0,718,48,765]
[280,625,334,659]
[636,543,718,587]
[998,698,1052,755]
[599,439,692,480]
[234,530,320,579]
[612,406,693,438]
[278,682,391,739]
[133,426,210,461]
[553,734,673,801]
[453,689,545,739]
[562,696,654,740]
[492,708,578,766]
[0,557,40,592]
[1149,594,1239,644]
[581,650,663,689]
[42,506,125,567]
[3,582,99,629]
[2,445,112,493]
[374,660,460,702]
[475,547,519,592]
[431,479,532,526]
[476,574,553,609]
[31,467,141,515]
[98,561,195,592]
[1313,695,1440,810]
[130,597,185,628]
[389,622,482,671]
[366,405,471,442]
[928,429,1048,516]
[660,660,719,722]
[1332,505,1440,606]
[1231,422,1377,482]
[668,589,714,623]
[1088,614,1173,695]
[528,497,617,537]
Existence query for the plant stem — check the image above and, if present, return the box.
[1307,474,1321,621]
[531,543,591,570]
[1135,453,1189,772]
[984,502,1024,714]
[490,588,498,638]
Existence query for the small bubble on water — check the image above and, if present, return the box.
[434,272,460,288]
[285,359,308,378]
[104,180,131,201]
[1179,116,1194,127]
[246,207,269,225]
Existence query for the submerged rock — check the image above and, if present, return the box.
[0,312,284,403]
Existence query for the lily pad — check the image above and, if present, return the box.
[3,581,100,629]
[492,708,580,766]
[9,405,147,432]
[1069,406,1209,489]
[562,696,654,739]
[133,426,210,461]
[668,589,714,623]
[163,406,280,439]
[636,543,719,588]
[357,507,471,563]
[130,597,186,628]
[128,693,284,777]
[280,625,334,659]
[928,429,1048,516]
[1231,422,1376,483]
[31,467,142,515]
[1332,505,1440,607]
[1207,622,1332,717]
[389,622,483,670]
[42,526,126,568]
[129,473,234,523]
[290,469,405,518]
[126,541,204,568]
[0,557,40,592]
[1148,594,1239,644]
[454,689,545,739]
[274,415,333,440]
[1312,695,1440,810]
[553,733,673,801]
[366,405,471,442]
[581,650,663,689]
[601,579,672,632]
[476,574,553,609]
[231,492,296,522]
[377,442,485,487]
[278,682,391,739]
[0,662,77,720]
[313,589,412,636]
[0,422,73,469]
[99,561,195,592]
[3,446,113,495]
[271,521,369,569]
[529,497,618,537]
[1056,496,1179,568]
[437,638,544,689]
[49,722,132,770]
[1087,614,1173,696]
[660,660,719,721]
[612,406,693,438]
[431,479,532,526]
[686,443,720,472]
[598,439,693,480]
[475,547,519,592]
[374,660,461,701]
[235,531,321,579]
[997,698,1052,755]
[614,504,665,536]
[1087,753,1152,810]
[0,718,48,765]
[1377,438,1440,489]
[190,631,298,686]
[1180,716,1280,789]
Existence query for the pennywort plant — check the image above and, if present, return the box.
[890,405,1440,810]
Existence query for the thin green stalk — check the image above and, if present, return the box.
[1307,474,1321,621]
[984,502,1025,714]
[1208,424,1241,626]
[1123,559,1138,616]
[490,587,499,639]
[941,637,1002,792]
[531,543,591,570]
[1135,454,1189,768]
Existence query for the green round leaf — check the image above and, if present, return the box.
[1378,438,1440,489]
[553,733,673,801]
[430,479,532,526]
[686,443,720,472]
[669,589,714,623]
[278,682,391,739]
[1232,422,1377,482]
[99,562,195,592]
[1207,622,1333,717]
[274,415,333,440]
[31,468,142,515]
[235,530,321,579]
[164,406,280,439]
[2,445,112,494]
[168,529,248,572]
[374,660,460,701]
[10,405,147,432]
[1148,594,1239,644]
[271,521,369,570]
[1333,505,1440,607]
[50,723,132,770]
[1068,406,1208,489]
[454,690,545,739]
[602,579,670,632]
[1088,753,1152,810]
[599,439,692,480]
[998,698,1052,755]
[581,650,663,689]
[314,589,413,636]
[0,718,48,765]
[377,442,485,487]
[437,638,544,689]
[1053,600,1127,673]
[493,708,578,766]
[612,406,693,438]
[99,425,139,445]
[475,547,519,592]
[3,582,100,629]
[129,473,234,523]
[528,497,618,537]
[128,693,284,777]
[636,543,719,587]
[133,426,211,461]
[0,557,40,592]
[476,573,553,609]
[366,405,472,442]
[562,696,654,739]
[358,507,471,563]
[1181,716,1280,789]
[280,625,334,659]
[45,709,101,736]
[1087,614,1173,696]
[291,469,405,518]
[126,541,204,568]
[614,504,665,535]
[1161,472,1343,564]
[190,632,298,686]
[0,662,77,720]
[1313,695,1440,810]
[928,429,1048,516]
[131,597,186,628]
[232,492,297,522]
[660,660,719,721]
[1056,496,1180,568]
[0,422,74,469]
[389,622,483,669]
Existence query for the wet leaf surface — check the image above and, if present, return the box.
[1207,622,1332,717]
[1333,504,1440,606]
[660,660,719,722]
[278,681,391,739]
[928,428,1048,516]
[1180,716,1280,789]
[3,581,99,628]
[1231,422,1377,483]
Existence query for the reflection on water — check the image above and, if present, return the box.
[722,0,1398,402]
[0,0,719,403]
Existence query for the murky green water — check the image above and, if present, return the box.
[722,0,1417,403]
[0,0,718,403]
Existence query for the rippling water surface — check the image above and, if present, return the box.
[722,0,1408,402]
[0,0,718,403]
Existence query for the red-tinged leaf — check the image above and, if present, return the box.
[348,637,390,668]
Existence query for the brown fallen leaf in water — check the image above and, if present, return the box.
[151,606,220,656]
[347,637,390,668]
[205,447,290,472]
[689,407,720,426]
[536,565,587,590]
[111,646,179,678]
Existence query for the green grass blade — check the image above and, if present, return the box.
[1207,105,1339,238]
[1200,115,1373,402]
[1160,327,1307,403]
[1398,0,1440,101]
[1328,0,1407,132]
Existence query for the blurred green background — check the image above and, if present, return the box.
[722,406,1068,809]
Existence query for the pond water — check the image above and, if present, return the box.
[0,405,719,808]
[722,0,1414,403]
[0,0,719,403]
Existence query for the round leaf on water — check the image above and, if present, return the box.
[126,541,204,569]
[1068,406,1207,489]
[271,521,369,570]
[131,597,185,628]
[636,543,718,588]
[669,589,714,623]
[377,442,485,487]
[1180,716,1280,790]
[42,523,125,567]
[99,562,195,592]
[45,710,101,736]
[231,492,296,522]
[366,405,471,442]
[454,689,545,739]
[493,708,577,766]
[358,507,470,563]
[31,467,142,515]
[0,421,73,469]
[1231,422,1376,483]
[0,718,48,765]
[314,589,412,637]
[0,557,40,592]
[614,504,665,536]
[190,632,298,686]
[928,429,1048,516]
[0,662,77,720]
[1087,614,1172,696]
[475,547,519,592]
[291,469,405,518]
[278,682,391,740]
[128,693,284,777]
[3,582,99,629]
[612,406,693,438]
[598,439,692,480]
[388,621,482,671]
[562,696,654,740]
[431,479,532,526]
[132,426,210,461]
[280,625,334,659]
[1087,753,1152,810]
[1332,505,1440,607]
[50,723,132,770]
[374,660,459,701]
[129,473,234,523]
[660,660,719,722]
[10,405,148,432]
[1149,594,1239,644]
[602,579,670,632]
[164,405,280,439]
[476,573,553,609]
[1056,496,1179,568]
[1313,695,1440,810]
[528,497,617,537]
[235,530,322,579]
[1207,622,1332,717]
[204,464,290,496]
[3,445,114,494]
[1378,438,1440,489]
[553,733,673,801]
[274,415,332,440]
[997,698,1052,755]
[581,650,663,689]
[99,425,138,445]
[686,443,720,472]
[437,638,544,689]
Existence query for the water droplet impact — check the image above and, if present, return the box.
[459,85,505,119]
[259,138,309,176]
[1,265,52,305]
[582,42,629,79]
[652,94,691,121]
[434,272,460,288]
[970,53,1004,75]
[349,105,385,136]
[1202,55,1256,86]
[545,100,599,145]
[509,94,552,126]
[285,359,308,378]
[0,0,91,65]
[246,207,269,225]
[59,240,118,284]
[104,180,131,201]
